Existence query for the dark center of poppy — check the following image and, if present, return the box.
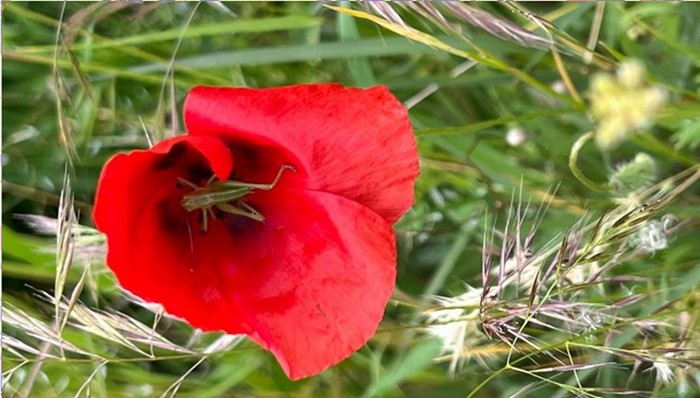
[177,164,295,232]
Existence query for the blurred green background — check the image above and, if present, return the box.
[3,2,700,397]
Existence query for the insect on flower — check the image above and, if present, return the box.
[93,84,419,380]
[178,164,295,231]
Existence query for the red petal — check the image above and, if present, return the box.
[93,135,245,331]
[183,84,419,224]
[210,188,397,379]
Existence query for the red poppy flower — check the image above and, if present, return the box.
[93,84,419,379]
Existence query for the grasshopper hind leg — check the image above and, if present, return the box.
[217,201,265,222]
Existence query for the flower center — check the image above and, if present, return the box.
[178,164,295,231]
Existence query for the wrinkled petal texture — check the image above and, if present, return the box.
[94,84,418,380]
[184,84,419,224]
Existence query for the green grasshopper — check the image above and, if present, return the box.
[177,164,295,232]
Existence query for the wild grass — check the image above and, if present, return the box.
[3,2,700,397]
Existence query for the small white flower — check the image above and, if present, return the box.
[589,60,667,150]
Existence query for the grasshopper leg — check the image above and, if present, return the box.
[217,201,265,222]
[201,209,208,232]
[177,177,199,190]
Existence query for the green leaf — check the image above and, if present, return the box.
[364,338,443,397]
